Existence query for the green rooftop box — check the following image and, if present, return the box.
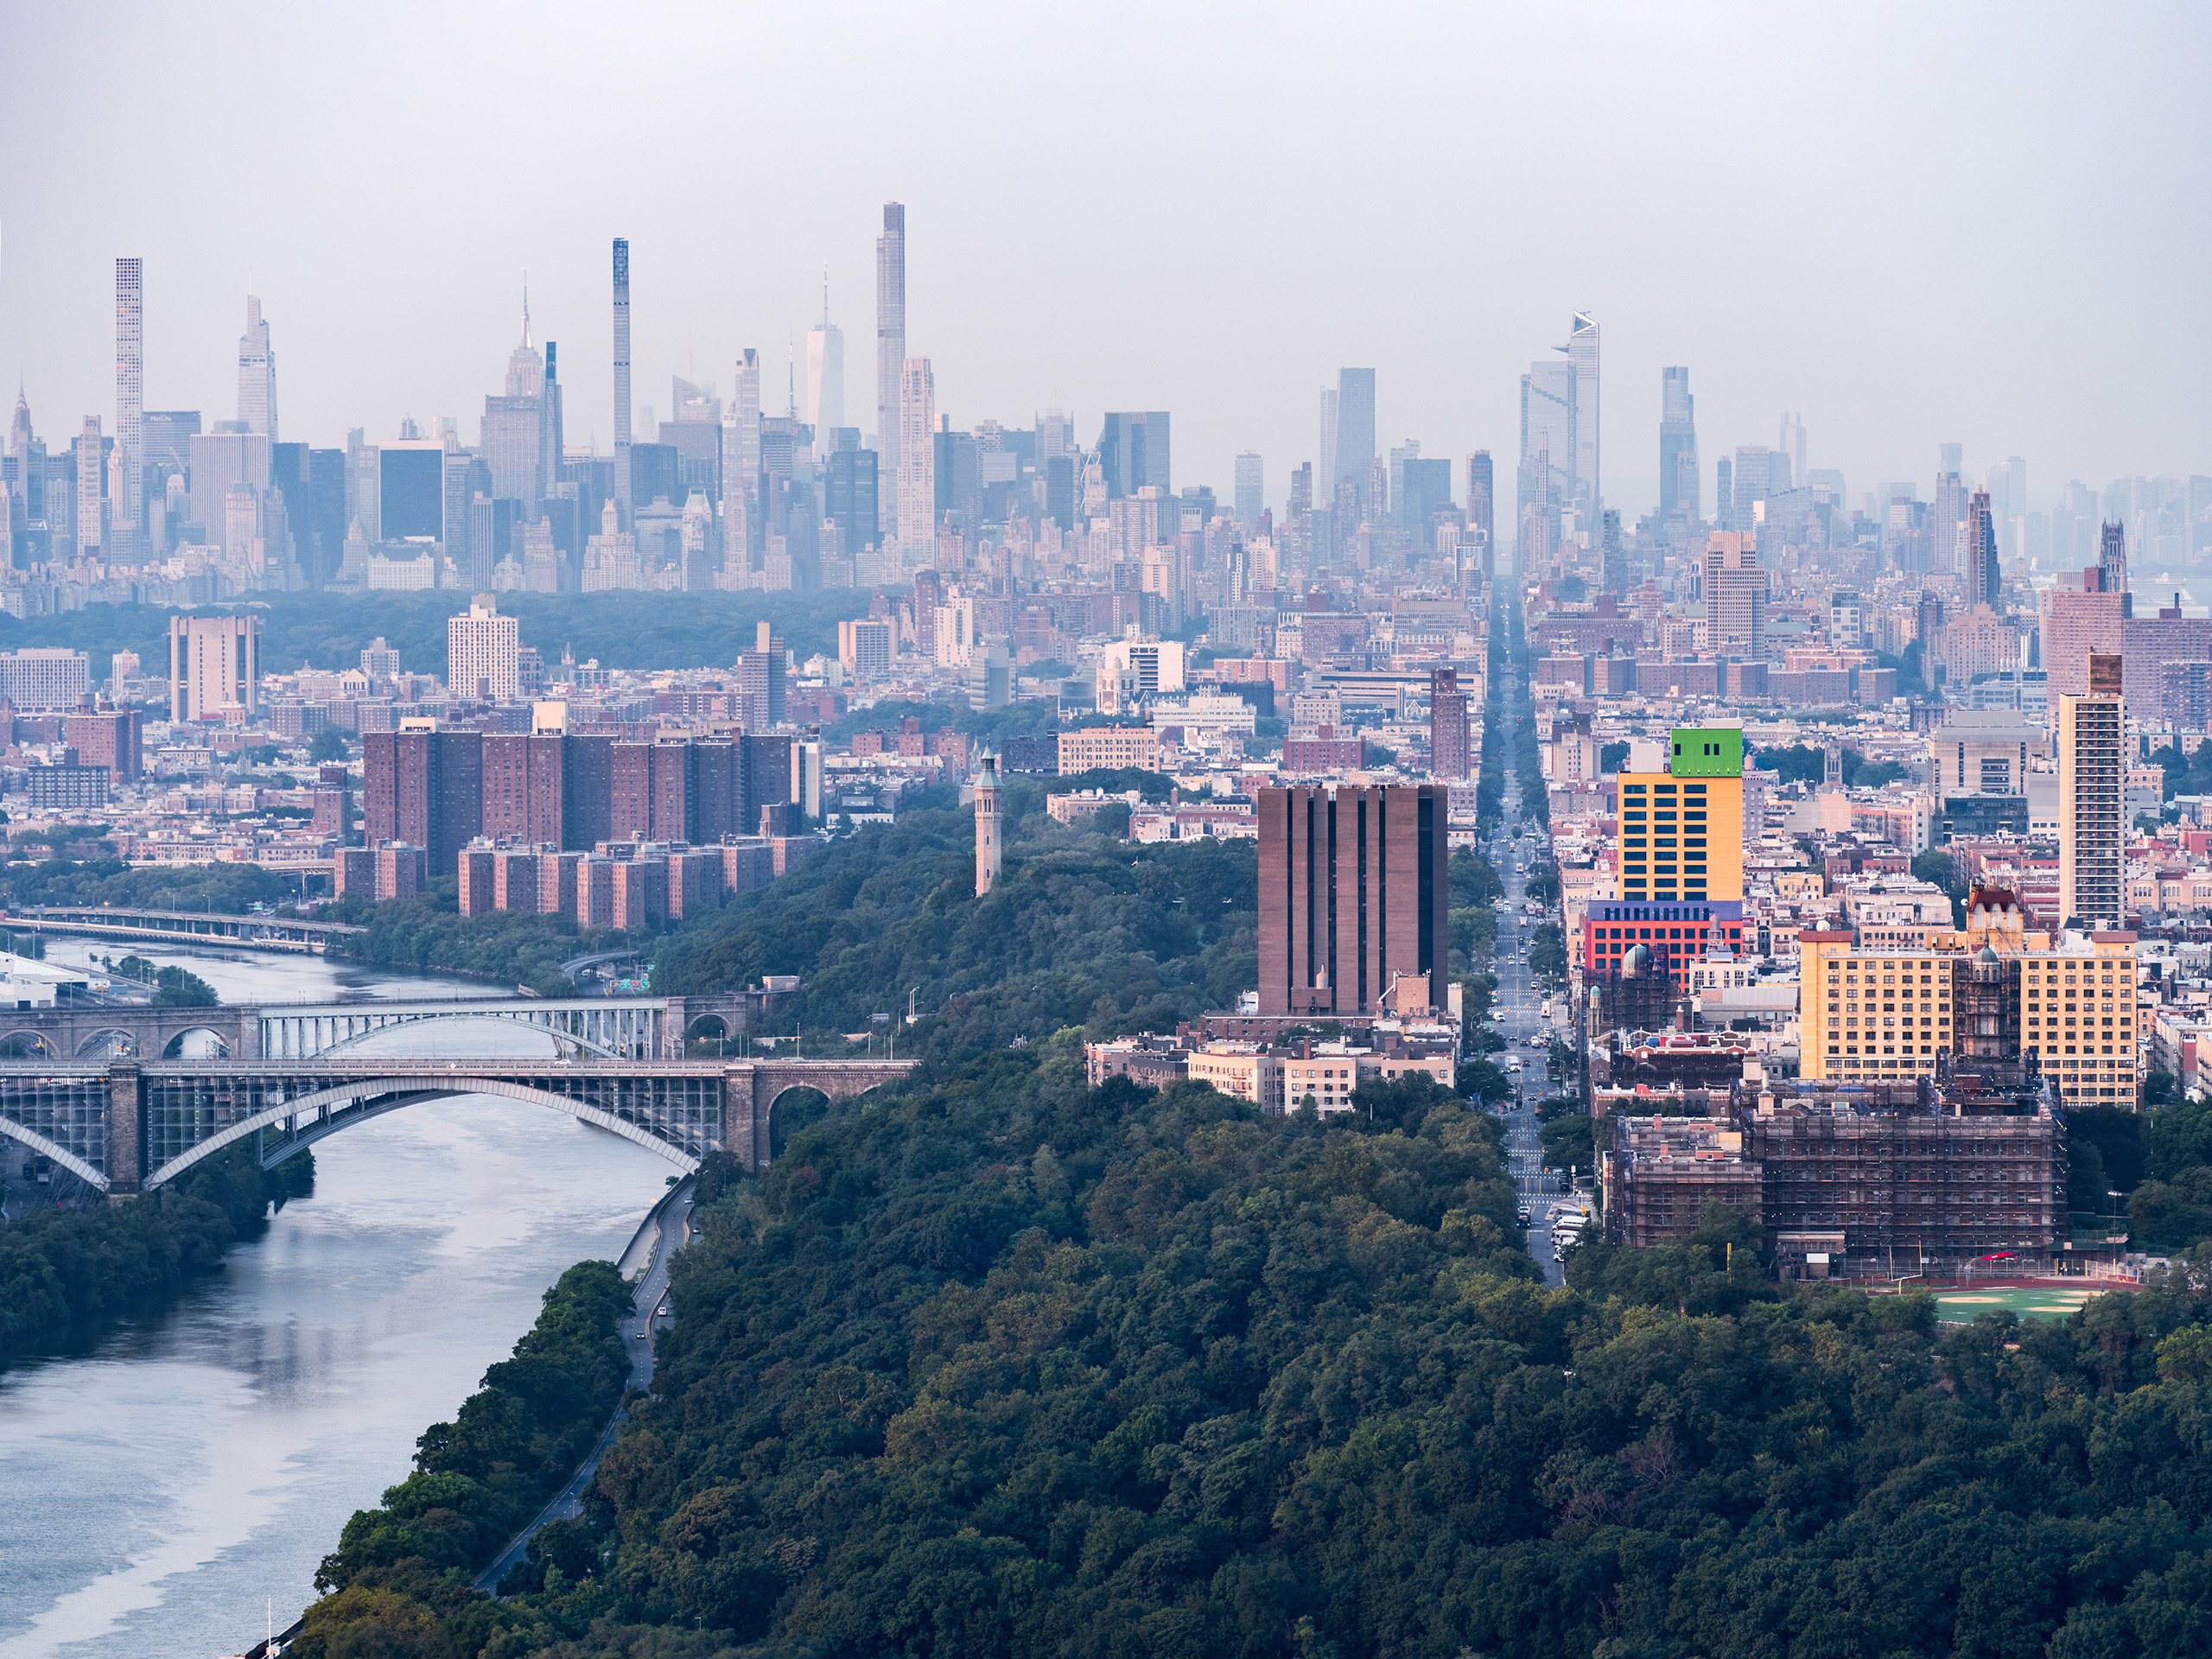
[1670,728,1743,778]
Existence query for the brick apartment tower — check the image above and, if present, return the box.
[1258,784,1449,1016]
[1428,667,1470,779]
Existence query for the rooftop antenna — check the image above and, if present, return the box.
[787,340,797,417]
[823,266,830,327]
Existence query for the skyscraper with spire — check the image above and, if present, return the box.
[238,292,277,442]
[876,204,906,534]
[484,292,546,509]
[806,272,844,441]
[114,258,143,557]
[613,238,632,512]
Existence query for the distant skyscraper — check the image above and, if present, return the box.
[238,292,277,442]
[612,238,632,511]
[1701,531,1766,657]
[876,203,906,527]
[1234,452,1263,531]
[1096,412,1170,499]
[1715,456,1732,533]
[1336,368,1375,512]
[73,416,104,557]
[2059,653,2126,931]
[1518,357,1575,543]
[896,357,934,553]
[1601,507,1626,596]
[1560,314,1599,507]
[1940,442,1963,476]
[2100,520,2129,614]
[1659,367,1696,521]
[1732,446,1785,535]
[1779,411,1804,493]
[1966,490,2001,611]
[1466,451,1493,575]
[805,276,844,442]
[1933,469,1967,584]
[114,258,143,556]
[1317,388,1338,504]
[483,298,546,510]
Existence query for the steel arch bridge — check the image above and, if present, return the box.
[0,1057,911,1195]
[0,995,744,1065]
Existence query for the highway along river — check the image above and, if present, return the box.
[0,944,673,1659]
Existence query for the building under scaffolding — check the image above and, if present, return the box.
[1605,1114,1763,1247]
[1602,1061,2066,1275]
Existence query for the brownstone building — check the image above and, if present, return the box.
[1258,783,1449,1016]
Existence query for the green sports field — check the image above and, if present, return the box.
[1933,1283,2113,1322]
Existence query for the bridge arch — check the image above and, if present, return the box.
[766,1084,830,1160]
[314,1015,622,1061]
[0,1030,59,1058]
[161,1026,231,1059]
[144,1076,702,1191]
[0,1116,107,1192]
[73,1028,140,1060]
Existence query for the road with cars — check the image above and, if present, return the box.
[1483,694,1588,1287]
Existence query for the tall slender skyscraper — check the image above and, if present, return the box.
[1779,411,1805,492]
[1563,313,1599,509]
[896,357,933,555]
[114,258,143,556]
[1317,387,1338,504]
[1336,368,1375,512]
[876,204,906,527]
[238,293,277,442]
[1659,367,1696,521]
[612,238,632,511]
[806,274,844,441]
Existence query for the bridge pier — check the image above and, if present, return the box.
[105,1064,144,1199]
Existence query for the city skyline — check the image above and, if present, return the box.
[0,5,2205,515]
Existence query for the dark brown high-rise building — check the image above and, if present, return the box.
[1428,668,1470,780]
[363,729,481,874]
[1258,784,1449,1016]
[481,732,567,844]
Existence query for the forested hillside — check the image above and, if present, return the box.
[652,782,1257,1059]
[297,1031,2212,1659]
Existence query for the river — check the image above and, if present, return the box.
[0,942,674,1659]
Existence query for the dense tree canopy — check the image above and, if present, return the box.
[289,1040,2212,1659]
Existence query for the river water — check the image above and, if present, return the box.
[0,943,674,1659]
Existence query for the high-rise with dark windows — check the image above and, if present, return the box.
[1257,784,1449,1017]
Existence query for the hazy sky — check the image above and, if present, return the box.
[3,2,2206,518]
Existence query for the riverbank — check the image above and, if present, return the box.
[0,1144,314,1363]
